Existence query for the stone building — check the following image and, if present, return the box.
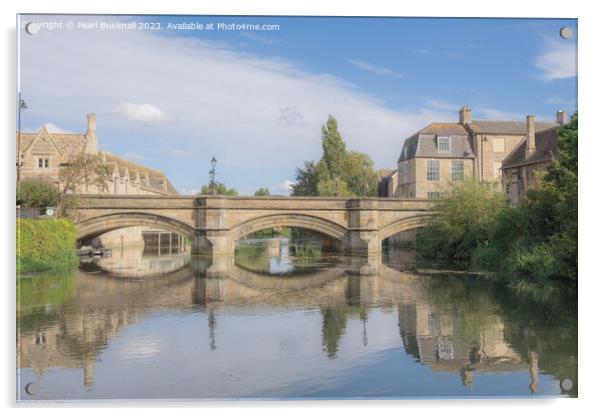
[390,106,560,199]
[501,112,568,203]
[16,113,177,196]
[376,169,398,198]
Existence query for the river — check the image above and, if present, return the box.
[16,236,577,400]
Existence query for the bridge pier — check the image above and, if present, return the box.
[191,231,235,256]
[344,230,382,256]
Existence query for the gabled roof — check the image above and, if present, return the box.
[469,120,556,135]
[20,127,67,157]
[398,123,473,162]
[501,126,559,169]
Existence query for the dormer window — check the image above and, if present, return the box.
[437,136,451,152]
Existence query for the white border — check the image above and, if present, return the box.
[2,0,599,414]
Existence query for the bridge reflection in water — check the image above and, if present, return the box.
[17,238,577,400]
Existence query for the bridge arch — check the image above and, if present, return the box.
[228,213,348,243]
[75,212,197,242]
[378,214,430,242]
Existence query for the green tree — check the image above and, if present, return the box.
[291,115,379,197]
[254,187,270,197]
[321,115,347,179]
[58,153,111,217]
[508,112,578,282]
[342,151,378,196]
[291,161,320,196]
[316,178,352,197]
[16,180,59,213]
[416,180,506,261]
[199,182,238,196]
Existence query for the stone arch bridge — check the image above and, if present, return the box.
[72,195,432,256]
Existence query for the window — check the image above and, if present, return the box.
[125,178,129,194]
[437,136,451,152]
[427,160,440,181]
[37,157,49,169]
[451,160,464,181]
[401,161,409,182]
[113,177,119,193]
[427,192,441,199]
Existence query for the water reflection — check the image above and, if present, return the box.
[16,238,577,400]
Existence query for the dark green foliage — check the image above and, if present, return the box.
[16,180,59,212]
[17,219,79,273]
[291,161,320,196]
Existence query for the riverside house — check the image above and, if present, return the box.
[390,106,564,199]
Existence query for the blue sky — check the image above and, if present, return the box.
[19,15,577,195]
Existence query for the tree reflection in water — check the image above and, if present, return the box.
[16,236,577,399]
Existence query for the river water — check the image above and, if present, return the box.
[16,237,577,401]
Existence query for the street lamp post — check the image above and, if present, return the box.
[17,93,27,187]
[209,156,217,195]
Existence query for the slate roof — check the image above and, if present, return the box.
[501,126,559,169]
[398,123,474,162]
[470,120,556,135]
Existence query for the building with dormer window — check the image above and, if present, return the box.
[390,106,561,199]
[16,113,178,196]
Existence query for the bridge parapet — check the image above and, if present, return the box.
[70,195,432,257]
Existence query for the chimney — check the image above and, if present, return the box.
[85,113,97,154]
[459,106,472,124]
[556,110,569,125]
[525,115,536,159]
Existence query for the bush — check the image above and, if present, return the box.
[416,180,506,262]
[17,218,79,273]
[16,180,59,213]
[505,243,562,283]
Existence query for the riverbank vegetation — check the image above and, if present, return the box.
[17,218,79,273]
[291,115,378,197]
[417,113,577,286]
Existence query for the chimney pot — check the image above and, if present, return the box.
[556,110,569,125]
[459,106,472,124]
[87,113,96,133]
[85,113,97,154]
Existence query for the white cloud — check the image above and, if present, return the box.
[42,123,74,133]
[270,180,294,196]
[535,38,577,81]
[346,58,404,78]
[114,102,174,123]
[20,16,459,190]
